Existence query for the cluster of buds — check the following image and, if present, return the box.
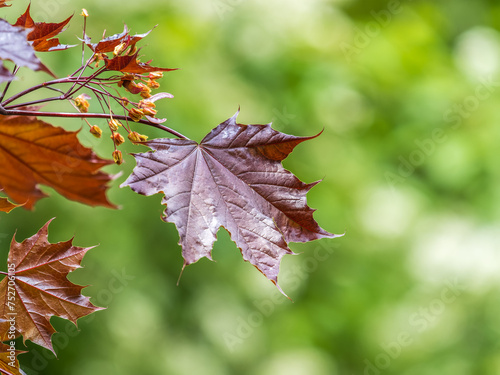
[118,72,163,100]
[87,117,149,164]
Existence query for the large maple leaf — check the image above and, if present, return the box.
[0,219,103,354]
[122,111,342,290]
[0,112,115,209]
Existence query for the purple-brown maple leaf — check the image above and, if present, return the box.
[122,111,342,291]
[0,219,103,354]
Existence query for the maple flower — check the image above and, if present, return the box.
[147,79,160,89]
[141,107,157,117]
[128,131,148,143]
[108,119,122,131]
[74,94,90,113]
[138,99,156,109]
[148,72,163,80]
[81,8,89,17]
[89,125,102,138]
[137,82,152,99]
[112,150,123,165]
[110,132,125,146]
[128,107,144,122]
[121,97,130,106]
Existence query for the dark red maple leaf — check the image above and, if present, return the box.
[84,25,155,54]
[105,51,176,74]
[13,4,74,52]
[122,111,342,291]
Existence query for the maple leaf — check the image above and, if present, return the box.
[0,112,116,209]
[84,25,155,54]
[122,111,342,290]
[105,52,176,74]
[13,4,74,52]
[0,20,53,77]
[0,219,103,354]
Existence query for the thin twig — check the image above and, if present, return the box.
[0,65,19,102]
[1,108,188,139]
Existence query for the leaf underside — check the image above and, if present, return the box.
[122,111,341,291]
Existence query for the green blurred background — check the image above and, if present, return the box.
[2,0,500,374]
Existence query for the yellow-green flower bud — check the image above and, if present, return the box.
[89,125,102,138]
[128,108,144,122]
[108,119,122,131]
[110,132,125,146]
[112,150,123,165]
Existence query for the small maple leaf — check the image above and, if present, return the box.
[122,111,342,291]
[13,4,74,52]
[0,20,53,77]
[0,112,116,209]
[105,51,176,74]
[84,25,155,54]
[0,219,103,354]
